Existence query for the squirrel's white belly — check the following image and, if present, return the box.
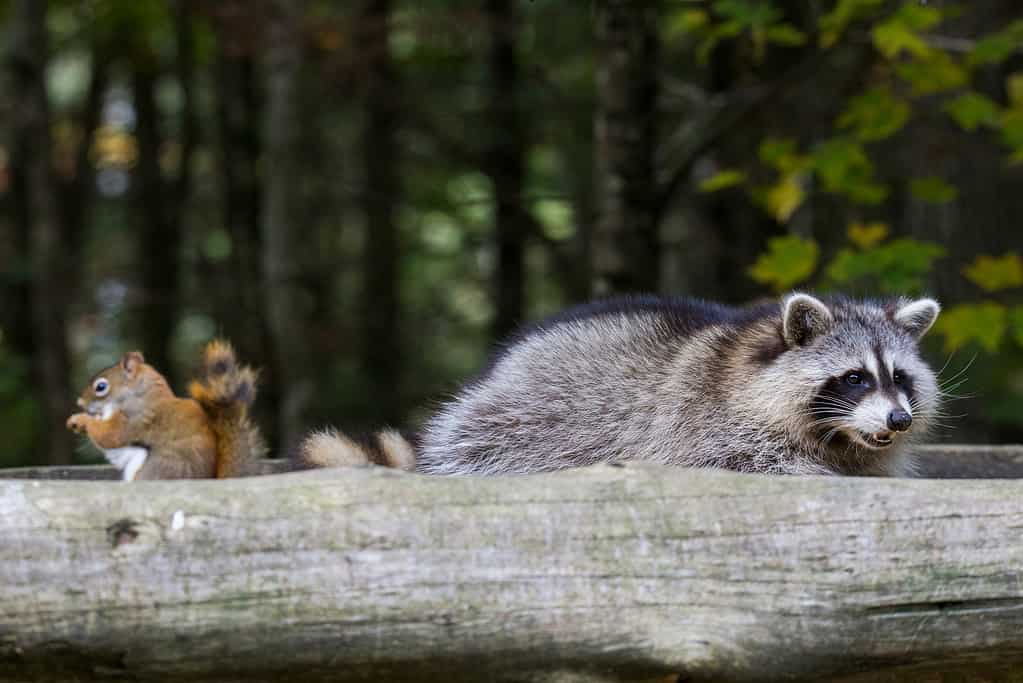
[103,447,149,481]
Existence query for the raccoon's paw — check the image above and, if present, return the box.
[295,428,416,472]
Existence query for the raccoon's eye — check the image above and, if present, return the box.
[93,378,110,397]
[844,372,863,386]
[893,370,905,385]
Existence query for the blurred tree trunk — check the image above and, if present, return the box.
[263,0,314,454]
[8,0,73,465]
[592,0,660,295]
[132,67,178,375]
[215,31,276,444]
[131,3,196,378]
[361,0,402,424]
[485,0,527,340]
[58,48,107,283]
[4,132,33,360]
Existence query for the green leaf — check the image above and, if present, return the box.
[836,87,911,142]
[970,33,1017,66]
[871,4,941,59]
[963,253,1023,292]
[1008,73,1023,108]
[664,8,710,40]
[934,302,1008,353]
[748,234,819,291]
[765,23,807,47]
[697,20,743,63]
[873,22,930,59]
[910,177,958,204]
[1010,306,1023,347]
[818,0,885,49]
[757,137,810,173]
[826,238,945,293]
[699,169,747,193]
[895,52,968,95]
[711,0,782,27]
[944,92,1000,132]
[968,20,1023,66]
[999,109,1023,152]
[759,137,797,165]
[812,137,889,205]
[891,2,943,31]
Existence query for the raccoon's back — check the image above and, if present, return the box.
[416,297,746,475]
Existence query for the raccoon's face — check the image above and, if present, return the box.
[781,294,941,452]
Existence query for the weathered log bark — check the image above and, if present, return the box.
[3,450,1023,682]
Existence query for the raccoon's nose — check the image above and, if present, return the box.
[887,409,912,432]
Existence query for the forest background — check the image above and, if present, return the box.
[2,0,1022,467]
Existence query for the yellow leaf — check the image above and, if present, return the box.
[847,221,889,249]
[934,302,1008,353]
[963,253,1023,292]
[698,169,746,193]
[765,173,805,223]
[1008,73,1023,108]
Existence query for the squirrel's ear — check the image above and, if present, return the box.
[121,351,145,377]
[893,298,940,339]
[782,293,833,347]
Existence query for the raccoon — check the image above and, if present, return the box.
[299,293,942,477]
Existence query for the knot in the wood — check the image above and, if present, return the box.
[105,519,140,547]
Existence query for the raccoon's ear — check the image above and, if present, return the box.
[782,293,834,347]
[893,298,940,339]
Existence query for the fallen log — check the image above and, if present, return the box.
[2,450,1023,682]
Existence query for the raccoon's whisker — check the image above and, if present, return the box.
[934,350,962,379]
[809,397,858,408]
[936,388,977,401]
[937,376,973,393]
[937,354,976,387]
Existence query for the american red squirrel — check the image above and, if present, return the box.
[66,340,265,480]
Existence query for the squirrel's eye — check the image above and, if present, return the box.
[845,372,863,386]
[93,378,110,397]
[893,370,905,385]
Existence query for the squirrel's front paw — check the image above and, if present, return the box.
[66,413,89,434]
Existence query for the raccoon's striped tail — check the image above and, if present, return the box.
[188,339,266,478]
[296,428,416,472]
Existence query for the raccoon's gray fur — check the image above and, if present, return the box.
[299,293,942,477]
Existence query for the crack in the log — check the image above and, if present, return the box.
[864,596,1023,617]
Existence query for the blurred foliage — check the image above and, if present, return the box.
[0,335,41,467]
[4,0,1023,467]
[687,0,1023,434]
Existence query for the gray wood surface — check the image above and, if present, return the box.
[3,452,1023,682]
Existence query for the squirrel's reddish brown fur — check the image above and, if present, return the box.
[67,340,265,480]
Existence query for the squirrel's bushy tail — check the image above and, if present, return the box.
[188,340,266,478]
[296,428,416,472]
